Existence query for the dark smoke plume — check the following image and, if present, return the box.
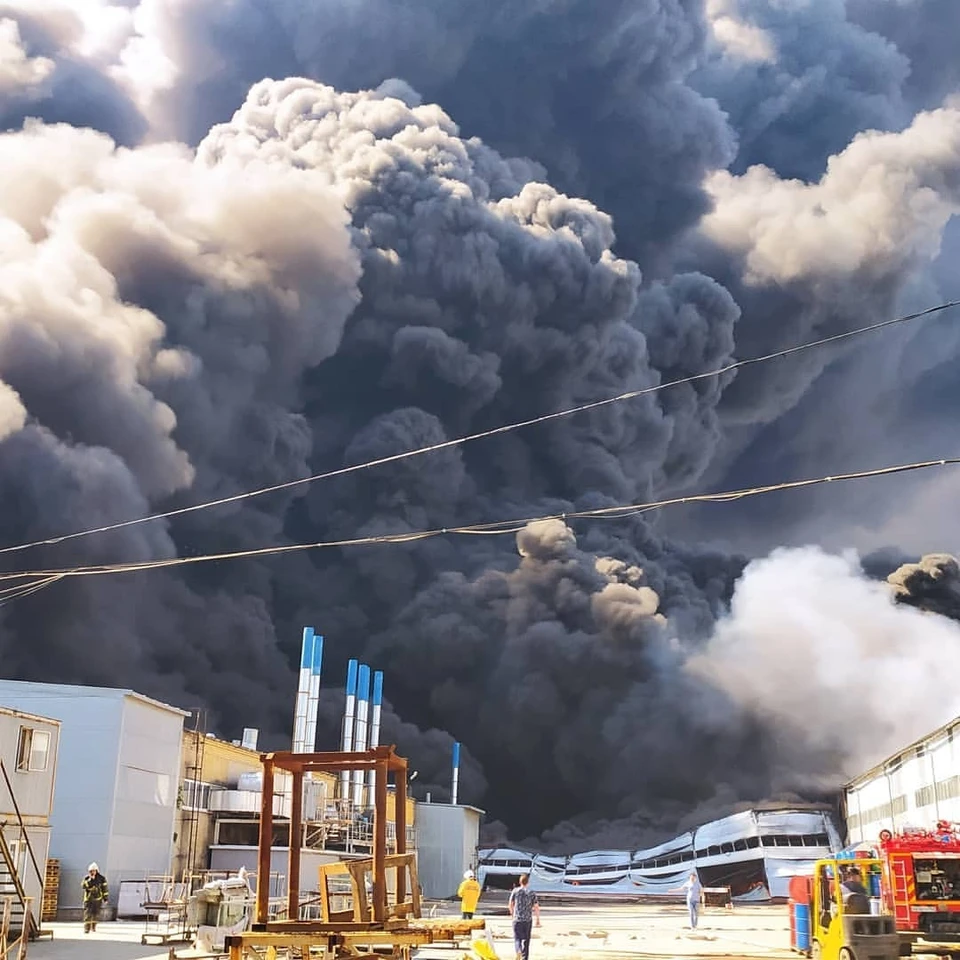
[888,554,960,621]
[1,0,960,850]
[103,0,736,266]
[692,0,910,182]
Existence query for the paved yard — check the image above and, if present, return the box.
[23,902,795,959]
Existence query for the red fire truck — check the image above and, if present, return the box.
[875,822,960,952]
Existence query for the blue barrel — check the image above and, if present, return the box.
[870,873,881,897]
[795,903,812,952]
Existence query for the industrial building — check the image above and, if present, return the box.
[480,804,840,900]
[0,703,59,931]
[0,632,479,921]
[845,715,960,844]
[0,680,187,916]
[415,802,483,899]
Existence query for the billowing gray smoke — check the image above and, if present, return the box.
[889,554,960,621]
[0,0,960,848]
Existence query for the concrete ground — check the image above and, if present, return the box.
[463,900,795,960]
[22,901,795,959]
[26,920,206,960]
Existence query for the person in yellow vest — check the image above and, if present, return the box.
[458,869,482,919]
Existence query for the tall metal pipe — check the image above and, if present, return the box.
[339,659,359,800]
[352,664,372,807]
[365,671,384,801]
[451,741,461,805]
[304,634,324,753]
[293,627,315,752]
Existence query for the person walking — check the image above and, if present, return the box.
[508,873,540,960]
[81,862,108,933]
[458,869,482,919]
[671,871,703,929]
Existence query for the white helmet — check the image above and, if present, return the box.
[88,863,99,873]
[464,870,475,880]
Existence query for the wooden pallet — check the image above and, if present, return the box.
[41,859,59,922]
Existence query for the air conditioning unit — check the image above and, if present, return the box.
[208,789,290,818]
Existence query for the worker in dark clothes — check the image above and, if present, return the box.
[81,862,108,933]
[841,867,870,914]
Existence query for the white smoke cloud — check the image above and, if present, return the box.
[690,546,960,784]
[0,380,26,440]
[705,0,777,64]
[701,104,960,287]
[0,18,53,95]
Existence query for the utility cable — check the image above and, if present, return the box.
[0,575,64,606]
[0,455,954,583]
[0,299,955,558]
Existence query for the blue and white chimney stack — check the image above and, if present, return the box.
[352,664,372,807]
[365,671,384,800]
[292,627,316,753]
[304,633,324,753]
[451,741,461,806]
[340,659,359,798]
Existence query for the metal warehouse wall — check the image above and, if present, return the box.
[846,719,960,844]
[415,803,482,900]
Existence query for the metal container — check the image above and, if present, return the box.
[795,902,812,952]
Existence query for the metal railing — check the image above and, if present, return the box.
[0,761,43,940]
[0,896,32,958]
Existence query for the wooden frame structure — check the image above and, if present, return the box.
[228,746,485,959]
[255,746,409,927]
[318,853,420,923]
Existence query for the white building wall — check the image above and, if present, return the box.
[846,721,960,844]
[416,803,482,900]
[107,696,184,885]
[0,681,186,911]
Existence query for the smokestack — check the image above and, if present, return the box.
[241,728,259,750]
[304,633,324,752]
[365,671,384,801]
[452,741,460,806]
[292,627,315,752]
[339,659,359,800]
[352,664,372,808]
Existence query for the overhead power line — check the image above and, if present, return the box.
[1,455,955,585]
[0,299,956,559]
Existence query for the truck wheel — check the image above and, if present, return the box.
[812,941,822,960]
[839,947,854,960]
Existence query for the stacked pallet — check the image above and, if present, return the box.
[41,859,59,922]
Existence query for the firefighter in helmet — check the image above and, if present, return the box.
[81,862,108,933]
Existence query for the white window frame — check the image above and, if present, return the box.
[16,727,50,773]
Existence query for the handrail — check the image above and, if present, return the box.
[0,896,32,958]
[0,760,44,891]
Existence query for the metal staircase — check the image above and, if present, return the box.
[0,830,33,941]
[0,760,48,944]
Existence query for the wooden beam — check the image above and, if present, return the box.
[373,758,388,922]
[395,764,407,906]
[225,929,433,947]
[287,768,303,921]
[257,757,274,925]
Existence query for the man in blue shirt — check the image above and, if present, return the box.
[508,873,540,960]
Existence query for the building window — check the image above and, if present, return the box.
[180,780,212,811]
[16,728,50,772]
